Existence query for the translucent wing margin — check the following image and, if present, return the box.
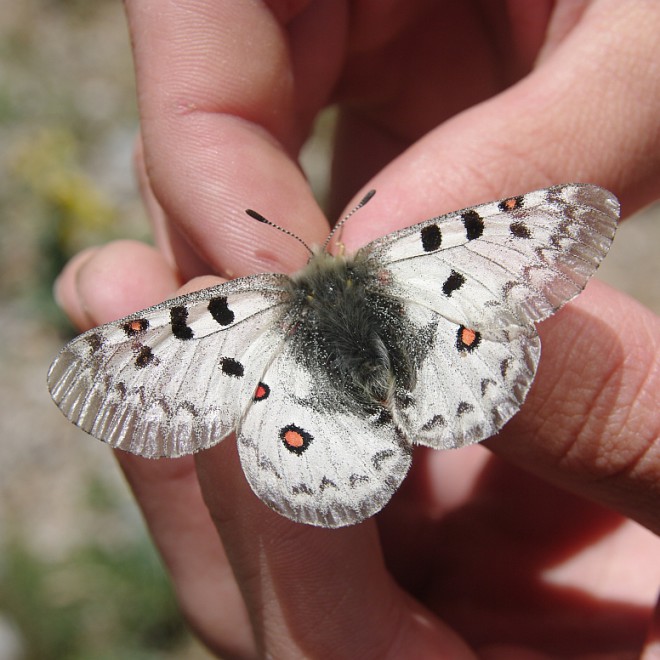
[47,274,291,458]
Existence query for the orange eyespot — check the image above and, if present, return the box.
[283,429,305,448]
[503,198,517,210]
[123,318,149,336]
[461,327,477,346]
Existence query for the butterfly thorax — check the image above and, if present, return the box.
[286,250,416,414]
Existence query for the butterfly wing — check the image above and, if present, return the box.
[361,184,618,449]
[394,301,541,449]
[47,183,620,526]
[48,274,291,458]
[236,343,412,527]
[363,184,619,334]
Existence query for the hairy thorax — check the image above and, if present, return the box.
[286,250,415,411]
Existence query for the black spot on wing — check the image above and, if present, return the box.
[258,456,281,479]
[481,378,497,395]
[319,476,338,491]
[372,449,395,470]
[510,221,532,239]
[462,210,484,240]
[86,333,104,351]
[170,306,194,340]
[350,474,369,488]
[421,414,446,432]
[220,357,244,377]
[421,224,442,252]
[457,401,474,415]
[442,270,465,296]
[292,483,314,496]
[134,386,147,407]
[209,296,235,326]
[178,400,200,416]
[135,345,156,368]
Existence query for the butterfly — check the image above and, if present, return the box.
[48,183,619,527]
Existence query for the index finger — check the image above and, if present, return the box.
[124,0,329,279]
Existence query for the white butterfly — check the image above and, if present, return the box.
[48,183,619,527]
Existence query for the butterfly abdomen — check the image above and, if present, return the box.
[288,251,416,410]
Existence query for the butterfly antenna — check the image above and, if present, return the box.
[245,209,314,256]
[323,189,376,251]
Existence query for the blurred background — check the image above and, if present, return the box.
[0,2,658,659]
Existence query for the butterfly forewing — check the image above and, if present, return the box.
[363,184,619,331]
[48,275,291,457]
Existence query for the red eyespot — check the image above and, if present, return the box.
[254,382,270,401]
[123,318,149,336]
[280,424,313,455]
[456,326,481,353]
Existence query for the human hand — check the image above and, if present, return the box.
[55,2,660,657]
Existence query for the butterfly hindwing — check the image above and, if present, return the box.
[398,302,541,449]
[48,274,290,457]
[237,344,412,527]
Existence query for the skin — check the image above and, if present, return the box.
[54,1,660,657]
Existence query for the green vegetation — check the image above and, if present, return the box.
[0,533,187,660]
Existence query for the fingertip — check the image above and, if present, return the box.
[176,275,227,296]
[74,240,179,327]
[195,442,465,658]
[53,246,100,331]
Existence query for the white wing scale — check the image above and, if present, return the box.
[365,184,617,451]
[398,305,541,449]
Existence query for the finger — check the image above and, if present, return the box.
[124,0,334,280]
[54,246,100,331]
[59,241,256,656]
[132,135,176,268]
[489,279,660,535]
[117,453,254,657]
[336,1,660,248]
[64,244,473,656]
[195,442,477,659]
[641,592,660,659]
[54,241,179,331]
